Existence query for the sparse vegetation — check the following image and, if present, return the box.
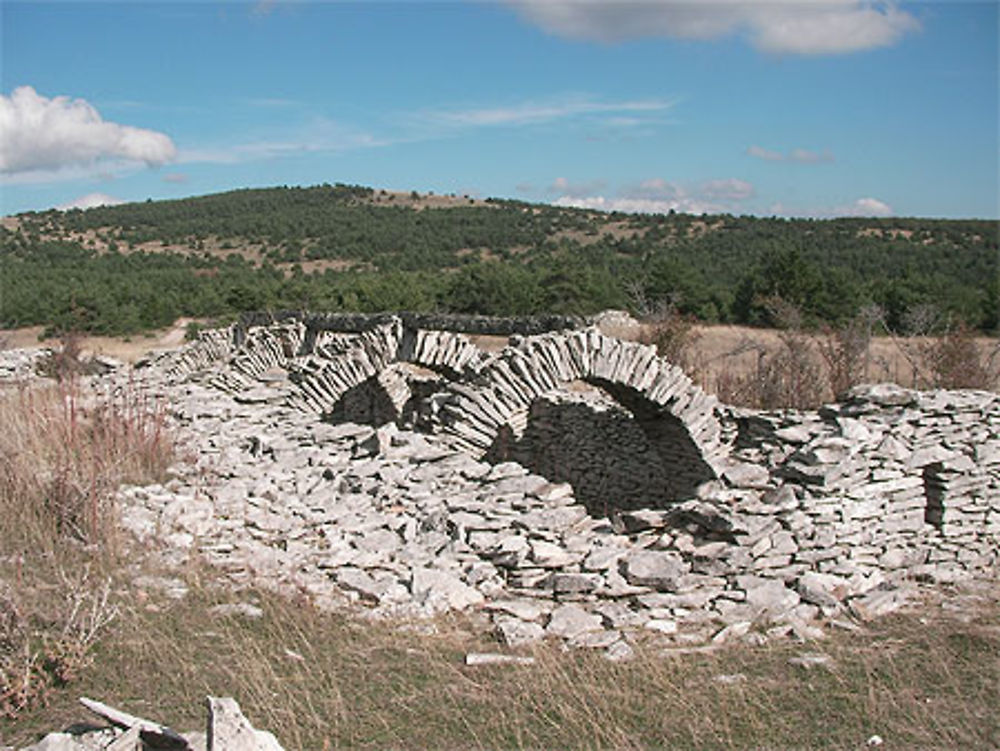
[0,184,997,748]
[0,364,175,720]
[3,572,997,750]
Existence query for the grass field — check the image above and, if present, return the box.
[3,561,998,750]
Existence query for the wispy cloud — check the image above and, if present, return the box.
[769,196,893,217]
[162,172,188,184]
[548,176,607,197]
[789,147,835,164]
[179,117,389,166]
[701,177,756,201]
[747,144,784,162]
[747,144,834,164]
[420,96,675,129]
[58,192,124,210]
[553,194,722,215]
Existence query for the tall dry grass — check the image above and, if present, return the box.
[641,303,999,409]
[0,378,173,549]
[4,577,997,750]
[0,371,175,720]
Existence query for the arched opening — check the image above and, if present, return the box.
[485,381,715,517]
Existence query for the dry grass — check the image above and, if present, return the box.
[0,374,174,721]
[0,379,172,548]
[633,312,998,409]
[3,574,997,750]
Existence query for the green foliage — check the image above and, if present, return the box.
[3,186,996,336]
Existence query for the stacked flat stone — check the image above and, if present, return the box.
[404,328,486,377]
[433,328,725,471]
[205,322,305,395]
[8,313,996,658]
[135,326,236,382]
[285,320,403,413]
[0,347,51,379]
[723,383,1000,587]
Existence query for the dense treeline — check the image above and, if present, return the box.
[2,184,996,337]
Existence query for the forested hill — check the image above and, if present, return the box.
[1,183,996,337]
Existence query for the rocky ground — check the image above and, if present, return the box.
[3,330,997,750]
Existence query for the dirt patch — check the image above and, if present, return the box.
[0,319,206,363]
[367,190,493,210]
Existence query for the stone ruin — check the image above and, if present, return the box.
[4,311,998,661]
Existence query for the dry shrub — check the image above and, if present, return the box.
[0,376,157,719]
[35,332,87,381]
[816,305,881,399]
[637,301,704,377]
[713,300,825,410]
[925,321,995,390]
[0,380,173,547]
[1,573,118,720]
[889,308,997,390]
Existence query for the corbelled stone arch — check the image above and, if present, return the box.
[160,317,729,511]
[289,322,490,425]
[285,320,403,414]
[439,328,728,510]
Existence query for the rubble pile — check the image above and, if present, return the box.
[1,312,997,663]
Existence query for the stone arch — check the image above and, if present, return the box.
[435,329,725,470]
[166,317,729,508]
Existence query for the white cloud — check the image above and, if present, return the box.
[510,0,919,55]
[422,96,674,129]
[701,177,756,201]
[552,175,756,215]
[623,177,686,201]
[162,172,189,184]
[789,147,834,164]
[747,144,784,162]
[553,194,723,215]
[58,192,125,210]
[748,2,919,55]
[770,196,894,217]
[748,144,834,163]
[0,86,176,176]
[841,197,893,216]
[548,176,607,197]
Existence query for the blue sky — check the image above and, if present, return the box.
[1,1,997,218]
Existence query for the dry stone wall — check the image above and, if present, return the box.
[5,312,996,659]
[137,313,999,593]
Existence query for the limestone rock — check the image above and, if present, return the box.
[546,604,603,639]
[495,615,546,647]
[743,579,801,619]
[796,572,850,610]
[465,652,536,666]
[621,550,688,590]
[410,567,485,611]
[207,697,285,751]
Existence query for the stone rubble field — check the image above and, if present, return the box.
[2,312,998,750]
